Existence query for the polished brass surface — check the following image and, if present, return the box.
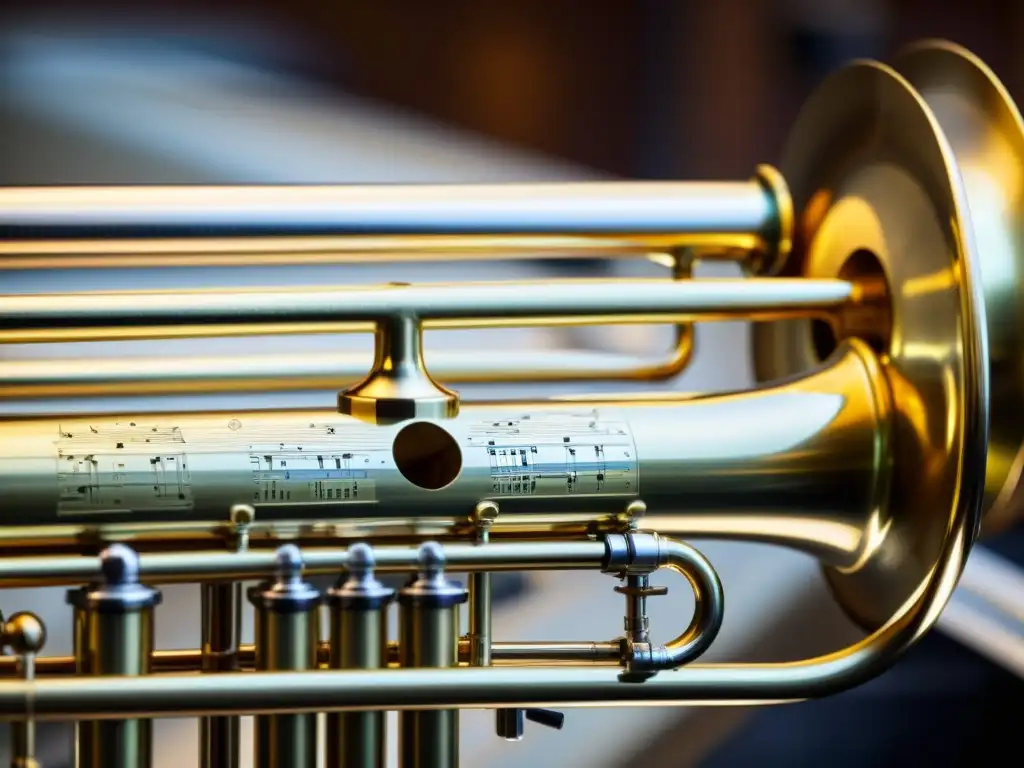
[326,543,393,768]
[4,612,45,768]
[0,276,842,424]
[198,506,250,768]
[70,597,93,768]
[199,582,241,768]
[0,341,888,572]
[751,60,988,630]
[398,544,467,768]
[0,172,791,268]
[69,546,162,768]
[0,38,1013,768]
[892,40,1024,536]
[249,547,320,768]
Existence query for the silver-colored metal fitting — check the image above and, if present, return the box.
[101,543,141,586]
[602,533,631,574]
[623,616,650,633]
[398,541,467,610]
[625,532,663,575]
[274,543,304,584]
[328,543,394,611]
[249,544,321,614]
[230,503,255,527]
[626,642,671,673]
[602,532,663,576]
[68,544,163,614]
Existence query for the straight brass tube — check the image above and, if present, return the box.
[68,546,161,768]
[249,547,321,768]
[398,544,467,768]
[0,178,784,250]
[70,596,93,768]
[0,236,661,271]
[0,639,623,678]
[326,545,394,768]
[0,346,691,399]
[0,541,608,588]
[0,278,851,333]
[200,582,242,768]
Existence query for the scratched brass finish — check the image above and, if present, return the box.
[0,38,1011,768]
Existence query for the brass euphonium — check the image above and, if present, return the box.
[0,39,1021,768]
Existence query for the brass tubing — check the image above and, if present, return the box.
[0,339,886,571]
[0,277,852,332]
[8,653,35,768]
[0,541,609,588]
[0,344,692,400]
[199,582,242,768]
[0,639,624,678]
[4,613,46,768]
[249,546,321,768]
[67,545,161,768]
[0,236,658,269]
[70,594,93,768]
[0,177,785,252]
[398,544,467,768]
[326,544,394,768]
[0,439,972,724]
[0,497,965,722]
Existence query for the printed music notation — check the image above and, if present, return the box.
[248,447,378,505]
[466,411,637,497]
[56,423,192,515]
[53,419,389,515]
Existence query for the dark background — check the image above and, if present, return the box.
[4,0,1023,180]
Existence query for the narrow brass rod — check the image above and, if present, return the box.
[199,583,242,768]
[0,236,659,268]
[0,180,779,243]
[0,345,691,399]
[0,541,608,587]
[0,278,852,332]
[1,640,623,678]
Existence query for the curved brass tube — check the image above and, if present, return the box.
[643,536,726,670]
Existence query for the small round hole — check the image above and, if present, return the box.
[392,421,463,491]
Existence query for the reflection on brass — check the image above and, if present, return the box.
[0,38,1018,768]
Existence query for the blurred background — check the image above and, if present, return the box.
[2,1,1024,767]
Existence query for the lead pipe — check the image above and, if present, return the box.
[249,545,321,768]
[398,543,467,768]
[0,277,851,333]
[66,545,161,768]
[326,544,393,768]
